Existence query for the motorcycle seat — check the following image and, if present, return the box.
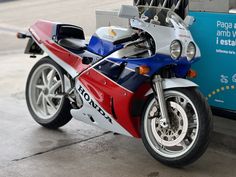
[58,38,87,51]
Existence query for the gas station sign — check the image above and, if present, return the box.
[190,12,236,113]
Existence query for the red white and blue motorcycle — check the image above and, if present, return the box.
[18,4,212,167]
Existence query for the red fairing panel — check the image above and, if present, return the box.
[29,20,89,75]
[29,20,54,42]
[44,41,88,73]
[79,68,143,137]
[29,20,149,137]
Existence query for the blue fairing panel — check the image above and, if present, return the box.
[109,54,193,78]
[94,58,148,92]
[87,35,123,56]
[93,54,194,92]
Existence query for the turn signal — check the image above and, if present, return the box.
[16,32,26,39]
[187,69,197,78]
[135,65,150,75]
[16,32,31,39]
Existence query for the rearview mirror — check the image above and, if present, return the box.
[184,16,195,27]
[118,5,139,19]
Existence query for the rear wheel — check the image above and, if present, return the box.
[26,57,72,129]
[141,88,212,167]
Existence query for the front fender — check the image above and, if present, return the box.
[145,78,198,96]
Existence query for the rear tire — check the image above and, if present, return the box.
[26,57,72,129]
[141,88,212,167]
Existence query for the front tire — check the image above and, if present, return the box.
[26,57,72,129]
[141,88,212,167]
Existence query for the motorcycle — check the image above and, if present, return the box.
[18,3,212,167]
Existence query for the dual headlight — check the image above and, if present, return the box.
[186,42,196,61]
[170,40,196,61]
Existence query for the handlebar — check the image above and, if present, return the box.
[113,33,139,45]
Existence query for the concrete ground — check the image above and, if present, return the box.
[0,0,235,177]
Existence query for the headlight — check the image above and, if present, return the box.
[170,40,182,59]
[187,42,196,61]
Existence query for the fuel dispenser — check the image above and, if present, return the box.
[189,0,236,119]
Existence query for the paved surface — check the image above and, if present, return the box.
[0,0,131,53]
[0,0,235,177]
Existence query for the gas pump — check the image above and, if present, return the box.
[188,0,236,119]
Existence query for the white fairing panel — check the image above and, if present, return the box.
[95,26,133,42]
[145,78,198,96]
[71,80,132,137]
[130,19,200,57]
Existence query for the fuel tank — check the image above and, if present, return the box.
[87,26,133,56]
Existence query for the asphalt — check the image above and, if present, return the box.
[0,0,235,177]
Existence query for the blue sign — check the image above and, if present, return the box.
[190,12,236,111]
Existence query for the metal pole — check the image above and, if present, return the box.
[150,0,155,6]
[135,0,141,6]
[162,0,168,7]
[157,0,164,7]
[170,0,177,10]
[174,0,183,10]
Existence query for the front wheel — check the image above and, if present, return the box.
[141,88,212,167]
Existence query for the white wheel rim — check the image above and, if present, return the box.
[151,101,189,147]
[29,64,64,120]
[144,90,199,158]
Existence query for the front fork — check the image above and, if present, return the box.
[152,75,170,128]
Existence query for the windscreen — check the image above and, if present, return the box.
[137,6,187,30]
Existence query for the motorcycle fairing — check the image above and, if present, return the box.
[90,53,191,92]
[75,66,149,137]
[70,41,194,136]
[28,21,194,137]
[28,21,145,137]
[93,58,148,92]
[130,6,201,58]
[74,53,191,137]
[71,80,134,137]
